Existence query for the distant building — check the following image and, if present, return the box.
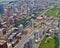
[49,28,58,37]
[0,23,3,28]
[0,4,4,14]
[4,6,13,17]
[28,39,33,48]
[8,16,14,25]
[0,28,4,37]
[24,39,33,48]
[39,30,44,38]
[29,19,34,28]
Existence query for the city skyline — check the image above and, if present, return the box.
[0,0,60,48]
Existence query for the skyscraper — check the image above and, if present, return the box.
[4,6,12,16]
[18,24,23,34]
[29,19,34,28]
[0,4,4,14]
[34,30,40,42]
[24,39,33,48]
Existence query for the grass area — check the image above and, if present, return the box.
[45,6,60,18]
[54,37,59,48]
[38,36,59,48]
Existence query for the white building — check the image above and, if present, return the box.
[18,24,23,34]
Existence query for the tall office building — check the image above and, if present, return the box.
[29,19,34,28]
[24,39,33,48]
[28,39,33,48]
[18,24,23,34]
[0,4,4,14]
[34,30,40,42]
[4,6,13,17]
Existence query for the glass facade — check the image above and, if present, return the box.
[0,4,4,14]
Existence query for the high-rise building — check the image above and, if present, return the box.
[4,6,13,17]
[0,4,4,14]
[24,39,33,48]
[28,39,33,48]
[34,30,40,42]
[29,19,34,28]
[18,24,23,34]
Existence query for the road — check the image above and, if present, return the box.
[39,9,50,16]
